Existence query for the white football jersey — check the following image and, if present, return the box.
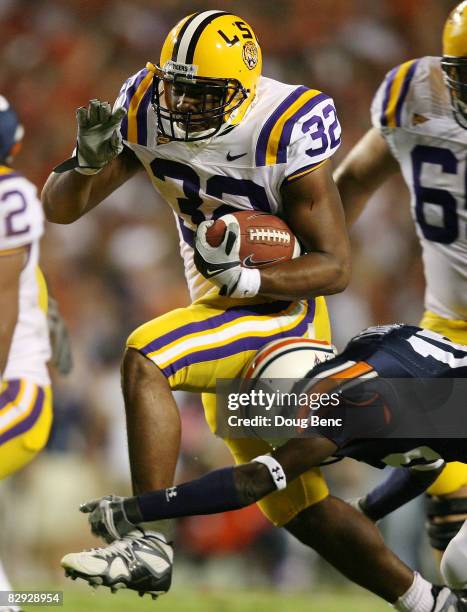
[372,56,467,320]
[115,71,341,300]
[0,168,50,385]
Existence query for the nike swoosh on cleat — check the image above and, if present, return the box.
[226,152,248,161]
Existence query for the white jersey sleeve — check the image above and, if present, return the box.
[371,59,421,138]
[255,86,341,184]
[114,67,156,148]
[0,171,43,251]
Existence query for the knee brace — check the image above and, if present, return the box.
[426,495,467,551]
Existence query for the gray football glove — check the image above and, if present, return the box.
[54,100,126,173]
[80,495,142,543]
[47,296,72,376]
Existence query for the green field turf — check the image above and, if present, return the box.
[21,587,390,612]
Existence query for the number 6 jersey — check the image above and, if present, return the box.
[0,167,50,385]
[371,56,467,321]
[115,72,341,301]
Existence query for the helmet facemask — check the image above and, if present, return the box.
[153,62,248,142]
[441,56,467,128]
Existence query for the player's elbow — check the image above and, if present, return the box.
[41,180,80,224]
[326,259,351,295]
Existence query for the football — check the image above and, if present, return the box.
[205,211,300,268]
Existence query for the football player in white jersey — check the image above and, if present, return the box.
[0,96,53,611]
[41,11,434,602]
[334,0,467,557]
[67,324,467,612]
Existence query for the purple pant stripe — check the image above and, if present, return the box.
[141,300,299,355]
[0,386,45,446]
[0,380,21,410]
[161,301,315,379]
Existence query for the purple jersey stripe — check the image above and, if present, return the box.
[380,66,399,127]
[0,386,45,445]
[255,86,308,167]
[136,80,153,146]
[276,92,330,164]
[177,216,195,247]
[284,159,326,183]
[119,69,148,141]
[0,172,19,183]
[0,380,21,410]
[141,299,309,355]
[160,302,315,378]
[395,60,419,127]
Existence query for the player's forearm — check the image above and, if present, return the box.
[333,169,378,227]
[41,170,96,224]
[258,250,350,300]
[360,465,444,522]
[123,463,274,523]
[334,127,399,227]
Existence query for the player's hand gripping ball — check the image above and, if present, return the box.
[194,211,300,298]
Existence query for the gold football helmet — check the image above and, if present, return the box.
[150,10,262,141]
[442,1,467,128]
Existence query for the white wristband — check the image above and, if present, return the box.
[253,454,287,490]
[230,267,261,298]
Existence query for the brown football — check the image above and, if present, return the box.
[205,210,300,268]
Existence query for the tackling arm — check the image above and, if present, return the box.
[80,436,337,538]
[333,127,399,227]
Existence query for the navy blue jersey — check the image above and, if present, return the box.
[303,324,467,469]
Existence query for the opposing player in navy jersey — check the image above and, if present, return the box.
[334,1,467,554]
[68,324,467,612]
[40,10,388,599]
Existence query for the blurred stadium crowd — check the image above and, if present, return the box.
[0,0,457,592]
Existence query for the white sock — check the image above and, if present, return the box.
[0,559,12,591]
[393,572,434,612]
[0,559,21,612]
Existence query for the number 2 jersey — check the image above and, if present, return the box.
[115,71,341,301]
[371,56,467,321]
[0,167,50,385]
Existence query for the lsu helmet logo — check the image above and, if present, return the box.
[242,41,259,70]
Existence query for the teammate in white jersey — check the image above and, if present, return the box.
[43,11,443,602]
[0,96,52,611]
[334,1,467,555]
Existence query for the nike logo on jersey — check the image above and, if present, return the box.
[226,151,248,162]
[242,255,284,268]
